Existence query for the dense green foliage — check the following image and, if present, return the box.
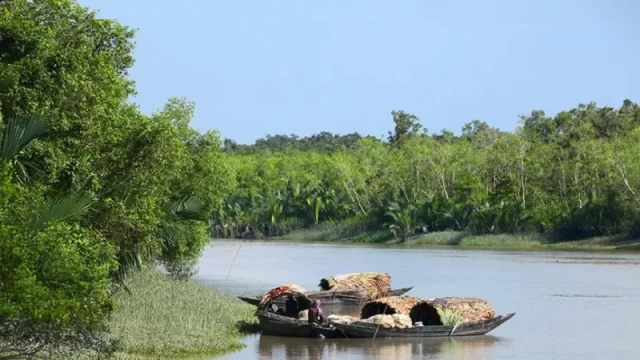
[0,0,234,357]
[218,101,640,242]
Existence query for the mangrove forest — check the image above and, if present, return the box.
[218,104,640,243]
[1,0,639,358]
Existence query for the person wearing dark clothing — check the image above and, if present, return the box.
[267,303,285,316]
[285,295,299,318]
[307,299,324,324]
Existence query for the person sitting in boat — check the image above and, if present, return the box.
[285,294,299,318]
[307,299,324,324]
[267,303,286,316]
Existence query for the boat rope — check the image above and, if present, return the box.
[214,243,243,320]
[372,303,389,341]
[220,243,242,296]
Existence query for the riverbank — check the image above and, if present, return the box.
[106,270,256,359]
[275,227,640,251]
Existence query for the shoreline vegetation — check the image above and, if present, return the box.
[2,269,255,360]
[2,1,243,359]
[106,270,256,359]
[271,226,640,252]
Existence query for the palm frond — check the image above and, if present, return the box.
[1,112,47,161]
[158,218,181,250]
[33,193,96,229]
[163,196,205,220]
[13,160,31,185]
[436,307,463,326]
[177,197,204,215]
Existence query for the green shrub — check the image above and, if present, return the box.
[0,222,117,328]
[159,220,208,279]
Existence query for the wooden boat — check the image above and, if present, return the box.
[256,310,344,338]
[331,312,515,338]
[238,286,414,307]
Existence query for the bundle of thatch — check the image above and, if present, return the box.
[305,288,368,301]
[410,297,496,325]
[258,284,311,310]
[318,272,391,300]
[360,296,423,318]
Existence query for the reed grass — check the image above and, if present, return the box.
[107,270,256,359]
[406,232,640,251]
[278,224,391,243]
[276,226,640,251]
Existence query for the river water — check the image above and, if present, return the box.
[193,240,640,360]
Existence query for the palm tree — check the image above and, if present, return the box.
[385,200,419,243]
[1,113,95,227]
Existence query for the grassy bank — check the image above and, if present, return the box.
[276,226,640,251]
[106,270,256,359]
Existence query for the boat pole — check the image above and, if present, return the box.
[372,303,389,341]
[215,243,243,320]
[220,243,242,296]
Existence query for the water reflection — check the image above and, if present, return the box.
[257,334,503,360]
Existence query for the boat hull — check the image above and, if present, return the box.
[256,311,343,338]
[332,313,515,338]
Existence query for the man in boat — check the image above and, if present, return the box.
[307,299,324,324]
[266,303,286,316]
[284,294,299,318]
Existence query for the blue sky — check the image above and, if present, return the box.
[80,0,640,144]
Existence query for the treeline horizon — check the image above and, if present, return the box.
[221,102,635,152]
[214,100,640,241]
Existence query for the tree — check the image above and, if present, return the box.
[387,110,423,145]
[0,0,136,191]
[218,99,640,240]
[0,112,118,358]
[1,1,235,279]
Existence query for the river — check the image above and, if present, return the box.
[193,240,640,359]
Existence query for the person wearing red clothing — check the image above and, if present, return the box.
[307,299,324,324]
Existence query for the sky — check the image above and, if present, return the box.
[80,0,640,144]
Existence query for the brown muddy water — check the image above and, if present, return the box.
[194,240,640,359]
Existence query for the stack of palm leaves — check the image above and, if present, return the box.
[434,297,495,323]
[360,296,422,318]
[435,307,464,326]
[304,288,371,301]
[318,272,391,300]
[258,284,310,310]
[360,295,495,326]
[410,297,496,325]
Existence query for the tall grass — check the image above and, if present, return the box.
[408,232,640,250]
[276,225,640,251]
[277,222,389,243]
[107,270,255,358]
[408,231,546,248]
